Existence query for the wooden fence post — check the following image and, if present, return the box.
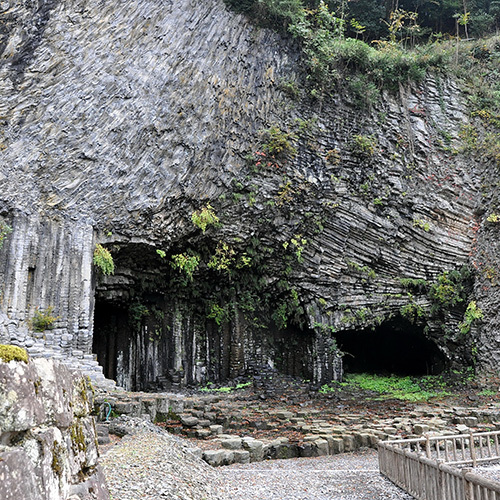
[462,468,472,500]
[437,459,444,500]
[469,432,477,468]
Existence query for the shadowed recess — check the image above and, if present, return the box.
[335,318,446,376]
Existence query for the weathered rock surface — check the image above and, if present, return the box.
[0,0,496,388]
[0,356,109,500]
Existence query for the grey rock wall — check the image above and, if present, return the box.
[0,0,496,386]
[0,356,109,500]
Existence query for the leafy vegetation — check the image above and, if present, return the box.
[400,294,425,323]
[320,373,453,402]
[429,268,469,310]
[399,277,429,292]
[207,242,237,273]
[93,244,115,275]
[413,219,431,232]
[225,0,500,43]
[225,0,457,97]
[458,300,484,335]
[171,253,200,281]
[272,287,301,329]
[260,125,297,159]
[129,303,150,329]
[207,302,232,326]
[283,235,307,263]
[347,260,376,280]
[191,204,219,233]
[30,306,59,332]
[350,134,377,157]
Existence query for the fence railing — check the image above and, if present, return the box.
[379,431,500,500]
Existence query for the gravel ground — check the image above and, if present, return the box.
[101,421,413,500]
[101,432,226,500]
[471,462,500,483]
[218,449,413,500]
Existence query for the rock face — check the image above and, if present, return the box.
[0,0,495,389]
[0,355,109,500]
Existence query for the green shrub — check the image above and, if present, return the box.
[93,244,115,275]
[399,277,429,291]
[207,242,236,273]
[348,74,380,108]
[458,300,484,335]
[191,204,219,233]
[400,298,426,323]
[429,270,466,308]
[207,303,231,326]
[272,287,302,330]
[171,253,200,281]
[350,134,377,157]
[129,303,149,328]
[199,381,252,393]
[413,219,431,232]
[283,235,307,262]
[260,125,297,159]
[342,373,451,402]
[279,78,300,99]
[347,260,376,279]
[30,306,59,332]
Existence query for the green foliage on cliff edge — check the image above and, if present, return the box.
[226,0,452,94]
[225,0,500,42]
[0,345,28,363]
[93,244,115,275]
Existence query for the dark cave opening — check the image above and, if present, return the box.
[92,300,129,382]
[91,243,325,390]
[335,318,446,376]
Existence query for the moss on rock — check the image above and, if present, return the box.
[70,421,87,454]
[0,345,28,363]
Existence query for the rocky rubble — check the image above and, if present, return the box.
[94,387,500,467]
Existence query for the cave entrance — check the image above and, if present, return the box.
[92,300,128,382]
[91,243,173,391]
[335,318,446,376]
[91,242,320,390]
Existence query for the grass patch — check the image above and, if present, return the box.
[320,373,453,402]
[199,381,252,393]
[479,388,497,397]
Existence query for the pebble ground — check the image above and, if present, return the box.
[218,449,413,500]
[101,429,413,500]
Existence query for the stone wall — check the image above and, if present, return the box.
[0,0,496,387]
[0,354,109,500]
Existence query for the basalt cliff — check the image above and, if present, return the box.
[0,0,498,391]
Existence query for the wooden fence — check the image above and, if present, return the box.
[378,431,500,500]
